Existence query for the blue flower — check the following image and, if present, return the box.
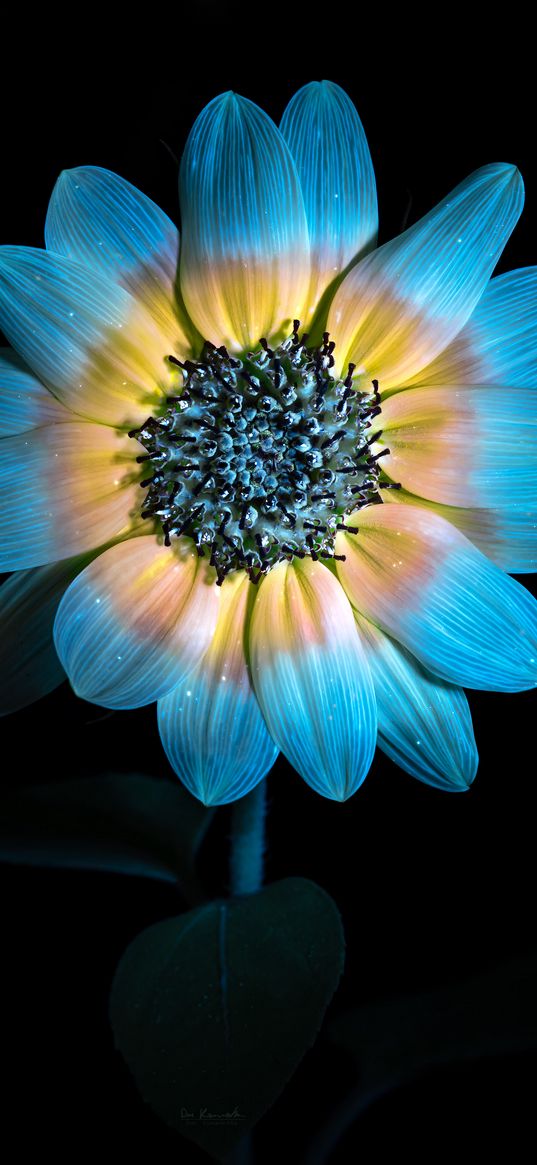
[1,82,536,804]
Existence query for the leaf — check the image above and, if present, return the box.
[297,955,537,1165]
[328,951,537,1106]
[109,877,345,1158]
[0,773,214,891]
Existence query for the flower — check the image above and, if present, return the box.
[1,81,536,805]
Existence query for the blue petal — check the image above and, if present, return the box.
[0,347,66,436]
[0,422,139,571]
[356,613,478,791]
[0,246,181,426]
[328,164,524,387]
[384,487,537,575]
[336,503,537,692]
[45,166,193,345]
[0,561,80,714]
[158,573,278,805]
[179,91,311,350]
[404,266,537,389]
[249,558,377,801]
[380,385,537,508]
[54,537,220,710]
[280,80,377,314]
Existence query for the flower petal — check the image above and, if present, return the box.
[327,164,524,388]
[0,561,76,714]
[249,557,377,800]
[280,80,377,315]
[158,571,278,806]
[179,91,311,351]
[403,267,537,389]
[0,347,67,436]
[54,538,219,710]
[0,247,184,427]
[355,612,478,791]
[379,385,537,507]
[45,166,194,348]
[0,422,139,571]
[335,503,537,691]
[383,486,537,574]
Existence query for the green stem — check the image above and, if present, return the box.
[226,781,268,1165]
[229,779,267,896]
[226,1136,253,1165]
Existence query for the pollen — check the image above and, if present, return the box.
[129,324,399,584]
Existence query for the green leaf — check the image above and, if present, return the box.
[0,774,214,891]
[328,951,537,1106]
[296,956,537,1165]
[109,877,345,1158]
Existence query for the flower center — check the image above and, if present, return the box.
[130,323,397,584]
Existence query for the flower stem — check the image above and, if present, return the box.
[229,779,267,896]
[226,1136,253,1165]
[226,781,268,1165]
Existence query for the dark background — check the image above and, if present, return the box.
[1,8,535,1160]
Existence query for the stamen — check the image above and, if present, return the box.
[130,330,385,580]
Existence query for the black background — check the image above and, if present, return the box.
[1,8,536,1160]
